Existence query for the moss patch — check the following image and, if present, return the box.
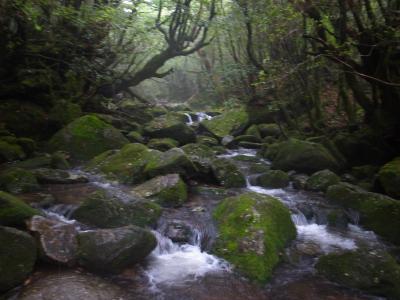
[378,157,400,199]
[213,192,296,282]
[211,158,246,188]
[0,168,40,194]
[200,110,249,139]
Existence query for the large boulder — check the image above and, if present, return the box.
[377,157,400,199]
[200,110,249,139]
[131,174,188,207]
[147,138,179,151]
[144,114,196,145]
[27,216,78,265]
[18,270,126,300]
[32,168,88,184]
[0,226,37,292]
[48,115,129,161]
[72,190,161,228]
[266,139,341,174]
[306,169,341,192]
[77,225,157,273]
[181,143,216,179]
[142,148,197,179]
[0,168,40,194]
[0,191,41,227]
[213,192,296,282]
[326,183,400,245]
[256,170,289,189]
[211,158,246,188]
[316,250,400,299]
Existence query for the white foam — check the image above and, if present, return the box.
[145,231,230,287]
[184,113,194,125]
[296,224,357,253]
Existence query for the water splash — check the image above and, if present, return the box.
[184,113,194,125]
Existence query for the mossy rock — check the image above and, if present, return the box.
[316,250,400,299]
[11,155,52,170]
[238,142,263,149]
[86,143,151,184]
[72,190,161,228]
[77,225,156,273]
[181,143,216,179]
[213,192,296,282]
[126,131,145,143]
[147,138,179,152]
[306,169,340,192]
[48,115,129,161]
[245,125,262,139]
[267,139,341,174]
[143,148,197,180]
[196,135,219,147]
[200,110,249,139]
[132,174,187,207]
[50,151,70,170]
[377,157,400,199]
[256,170,289,189]
[0,168,40,194]
[0,140,25,163]
[48,101,82,127]
[16,138,36,157]
[0,226,37,292]
[0,191,41,227]
[211,158,246,188]
[144,114,196,145]
[258,123,281,138]
[326,183,400,245]
[230,135,262,147]
[246,106,280,124]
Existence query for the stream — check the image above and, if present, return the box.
[25,145,386,299]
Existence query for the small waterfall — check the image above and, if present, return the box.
[145,229,230,287]
[291,212,309,226]
[196,112,213,122]
[184,113,194,125]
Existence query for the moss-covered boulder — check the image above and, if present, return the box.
[245,125,262,139]
[196,135,219,147]
[200,110,249,139]
[316,250,400,299]
[126,131,145,143]
[377,157,400,199]
[0,226,37,292]
[213,192,296,282]
[147,138,179,151]
[48,101,82,127]
[306,169,341,192]
[0,168,40,194]
[132,174,187,207]
[32,168,88,184]
[48,115,129,161]
[144,114,196,145]
[181,143,216,179]
[211,158,246,188]
[86,143,151,184]
[72,190,161,228]
[256,170,289,189]
[326,183,400,245]
[0,191,41,227]
[258,123,281,138]
[0,139,25,163]
[77,225,156,273]
[266,139,341,174]
[143,148,197,179]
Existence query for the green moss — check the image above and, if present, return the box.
[268,139,341,174]
[0,226,37,292]
[49,115,129,161]
[72,190,161,228]
[258,123,281,138]
[306,169,340,192]
[0,191,41,226]
[147,138,179,151]
[0,168,40,194]
[48,101,82,126]
[327,183,400,245]
[132,174,188,207]
[86,143,150,184]
[200,110,249,139]
[196,135,219,147]
[0,140,25,163]
[16,138,36,156]
[213,192,296,282]
[181,143,215,178]
[211,158,246,188]
[126,131,145,143]
[245,125,261,139]
[378,157,400,199]
[316,250,400,299]
[256,170,289,189]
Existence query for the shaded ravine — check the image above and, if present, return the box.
[25,147,386,300]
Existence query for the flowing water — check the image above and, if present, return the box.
[184,112,213,125]
[26,146,387,300]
